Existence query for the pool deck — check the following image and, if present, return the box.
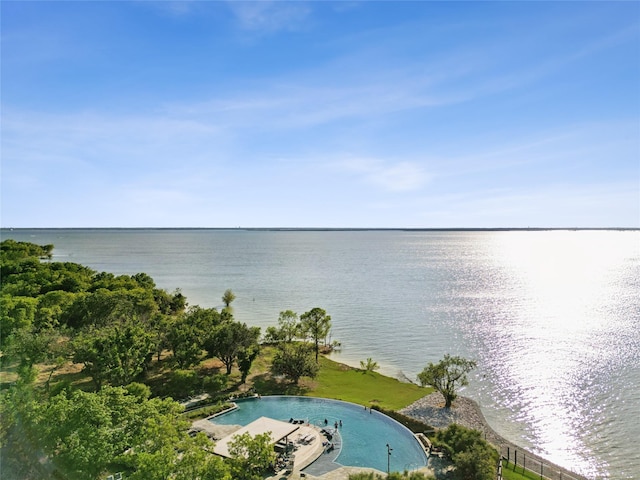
[192,404,436,480]
[192,418,336,478]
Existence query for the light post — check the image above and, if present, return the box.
[386,443,393,474]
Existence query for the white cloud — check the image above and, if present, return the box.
[226,1,312,33]
[335,157,431,193]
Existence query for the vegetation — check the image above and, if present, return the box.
[501,462,546,480]
[369,406,434,434]
[271,342,319,384]
[417,354,477,408]
[263,309,300,344]
[434,424,499,480]
[227,431,276,480]
[360,357,380,372]
[0,240,500,480]
[310,356,428,410]
[203,317,260,375]
[300,307,332,362]
[221,288,236,310]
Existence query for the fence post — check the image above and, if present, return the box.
[540,461,543,480]
[514,451,517,471]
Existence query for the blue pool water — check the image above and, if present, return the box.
[210,396,427,473]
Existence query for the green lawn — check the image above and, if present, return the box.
[305,356,432,410]
[501,462,544,480]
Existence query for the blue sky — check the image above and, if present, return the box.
[1,1,639,228]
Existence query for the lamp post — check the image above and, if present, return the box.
[386,443,393,474]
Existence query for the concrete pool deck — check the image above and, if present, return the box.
[192,396,434,479]
[192,418,332,476]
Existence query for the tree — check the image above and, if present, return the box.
[417,354,477,408]
[0,295,37,347]
[166,314,205,369]
[222,289,236,309]
[204,319,260,375]
[227,432,276,480]
[300,307,331,362]
[72,319,155,389]
[33,386,182,478]
[271,342,319,384]
[263,310,301,345]
[237,344,260,384]
[360,358,379,373]
[4,327,67,385]
[434,424,498,480]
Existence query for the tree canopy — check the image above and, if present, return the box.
[204,318,260,375]
[417,354,477,408]
[271,342,319,384]
[227,431,276,480]
[434,424,499,480]
[300,307,331,363]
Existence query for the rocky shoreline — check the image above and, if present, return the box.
[400,393,589,480]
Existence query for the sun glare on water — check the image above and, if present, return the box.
[472,231,638,477]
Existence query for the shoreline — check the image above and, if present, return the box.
[400,392,589,480]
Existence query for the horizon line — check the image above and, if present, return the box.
[2,227,638,232]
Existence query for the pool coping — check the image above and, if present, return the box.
[209,395,428,474]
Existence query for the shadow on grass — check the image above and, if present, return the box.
[50,369,95,391]
[251,373,309,396]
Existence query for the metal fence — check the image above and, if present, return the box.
[499,446,585,480]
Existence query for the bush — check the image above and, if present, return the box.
[182,402,233,420]
[434,424,499,480]
[370,405,434,434]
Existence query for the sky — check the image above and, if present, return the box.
[1,1,639,228]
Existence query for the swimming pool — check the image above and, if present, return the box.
[210,396,427,473]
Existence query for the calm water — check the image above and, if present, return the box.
[2,228,638,479]
[211,396,427,472]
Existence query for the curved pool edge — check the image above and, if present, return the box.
[211,395,429,473]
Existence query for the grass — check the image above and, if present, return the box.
[302,356,431,410]
[501,461,544,480]
[14,344,430,412]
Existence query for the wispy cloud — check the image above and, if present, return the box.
[226,1,312,33]
[334,157,432,193]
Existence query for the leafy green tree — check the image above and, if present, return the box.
[154,288,187,315]
[264,310,301,344]
[1,239,53,262]
[62,287,158,329]
[434,424,498,480]
[72,320,155,389]
[16,385,190,480]
[271,342,319,384]
[454,443,498,480]
[300,307,332,362]
[237,344,260,384]
[34,289,76,330]
[166,314,205,368]
[37,389,122,477]
[0,295,37,348]
[204,319,260,375]
[0,383,53,479]
[276,310,300,342]
[360,358,380,373]
[227,431,277,480]
[4,327,66,384]
[417,354,477,408]
[222,288,236,309]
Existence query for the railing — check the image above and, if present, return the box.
[500,446,585,480]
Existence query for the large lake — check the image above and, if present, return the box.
[2,228,638,479]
